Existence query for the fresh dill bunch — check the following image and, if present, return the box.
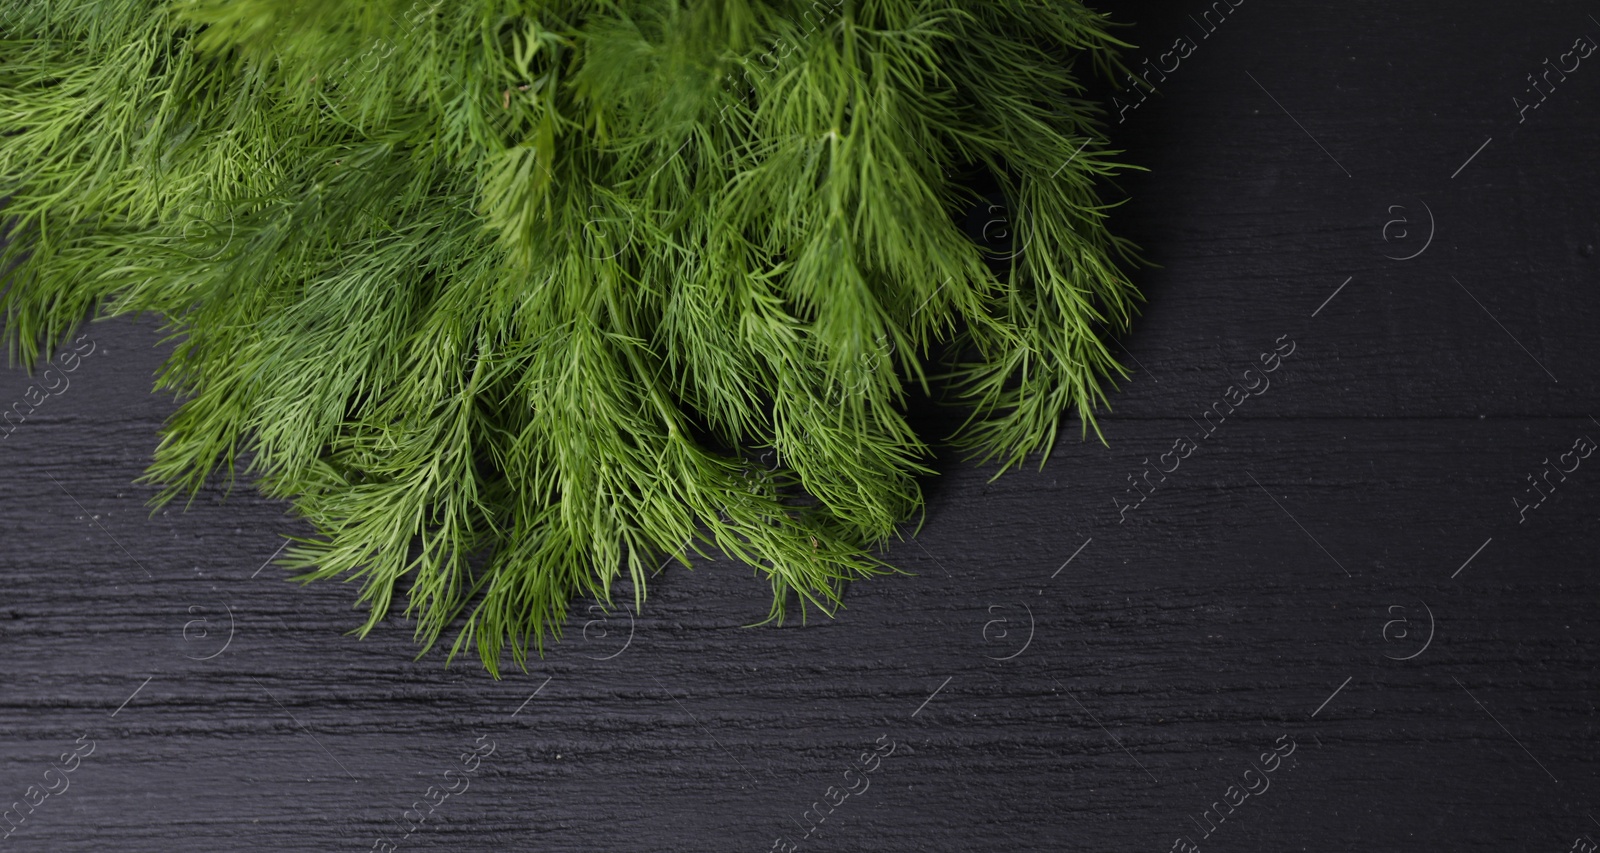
[0,0,1142,675]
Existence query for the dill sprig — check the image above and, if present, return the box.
[0,0,1141,675]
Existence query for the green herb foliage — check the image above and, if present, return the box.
[0,0,1141,675]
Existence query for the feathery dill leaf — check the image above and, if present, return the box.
[0,0,1141,675]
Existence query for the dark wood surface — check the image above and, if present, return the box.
[4,2,1599,850]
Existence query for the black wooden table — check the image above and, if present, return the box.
[3,2,1598,850]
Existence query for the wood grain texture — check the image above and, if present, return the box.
[3,1,1599,851]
